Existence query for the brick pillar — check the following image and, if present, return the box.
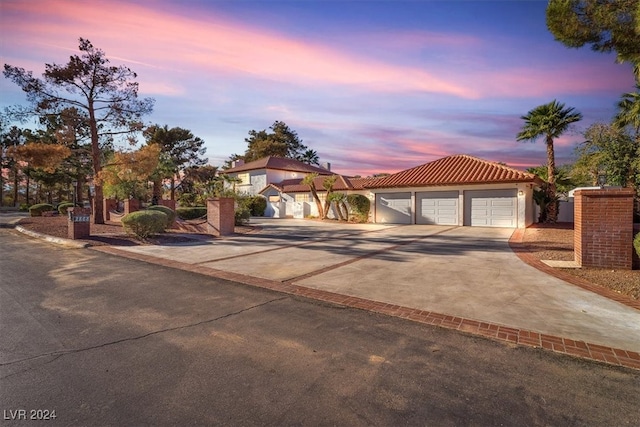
[124,198,140,215]
[158,199,176,210]
[574,188,635,269]
[68,207,91,240]
[103,199,118,222]
[207,198,235,236]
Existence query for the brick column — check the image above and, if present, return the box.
[574,188,635,269]
[103,199,118,222]
[207,198,235,236]
[124,198,140,215]
[68,207,91,240]
[158,199,176,210]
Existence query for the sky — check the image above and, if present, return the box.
[0,0,636,177]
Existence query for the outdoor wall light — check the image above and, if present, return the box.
[518,190,524,196]
[597,173,607,188]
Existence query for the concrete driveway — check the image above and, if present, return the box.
[111,218,640,354]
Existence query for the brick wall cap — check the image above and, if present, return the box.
[574,188,636,197]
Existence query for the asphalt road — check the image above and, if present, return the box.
[1,229,639,426]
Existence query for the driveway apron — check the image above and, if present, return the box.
[113,219,640,353]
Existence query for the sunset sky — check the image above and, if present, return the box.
[0,0,635,176]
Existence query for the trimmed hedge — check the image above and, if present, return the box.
[176,206,207,220]
[634,233,640,259]
[58,202,75,215]
[122,210,167,239]
[346,194,370,222]
[147,205,177,227]
[29,203,55,217]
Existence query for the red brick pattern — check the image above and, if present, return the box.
[207,198,235,236]
[574,189,635,269]
[103,199,118,222]
[124,199,140,215]
[67,207,91,240]
[92,245,640,371]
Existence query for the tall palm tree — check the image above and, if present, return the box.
[517,100,582,222]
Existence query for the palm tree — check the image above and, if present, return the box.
[614,84,640,134]
[517,100,582,222]
[300,149,320,165]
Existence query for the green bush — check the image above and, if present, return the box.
[58,202,75,215]
[176,206,207,220]
[235,204,250,225]
[346,194,370,222]
[19,203,30,212]
[634,233,640,259]
[147,205,177,227]
[29,203,55,217]
[121,210,167,239]
[248,196,267,216]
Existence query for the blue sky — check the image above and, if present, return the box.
[0,0,635,176]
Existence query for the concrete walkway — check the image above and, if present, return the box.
[107,218,640,356]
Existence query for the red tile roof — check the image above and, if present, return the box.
[364,155,542,189]
[261,175,366,194]
[224,156,333,175]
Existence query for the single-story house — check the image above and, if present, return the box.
[223,156,333,196]
[365,154,543,228]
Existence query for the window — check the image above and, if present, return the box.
[238,173,250,185]
[268,195,280,202]
[295,194,310,202]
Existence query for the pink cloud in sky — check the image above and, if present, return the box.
[1,0,475,98]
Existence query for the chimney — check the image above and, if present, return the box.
[232,159,244,168]
[320,162,331,171]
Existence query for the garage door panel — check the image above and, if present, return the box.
[465,189,517,228]
[376,193,411,224]
[416,191,458,225]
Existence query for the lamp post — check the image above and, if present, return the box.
[597,173,607,188]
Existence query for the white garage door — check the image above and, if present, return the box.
[375,193,412,224]
[464,189,517,227]
[416,191,459,225]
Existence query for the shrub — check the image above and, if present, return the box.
[121,210,167,239]
[58,202,75,215]
[249,196,267,216]
[19,203,30,212]
[176,206,207,220]
[235,204,251,225]
[346,194,370,222]
[147,205,176,227]
[634,233,640,259]
[29,203,55,217]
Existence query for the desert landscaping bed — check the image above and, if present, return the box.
[16,217,639,300]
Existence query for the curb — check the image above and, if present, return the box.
[14,225,89,249]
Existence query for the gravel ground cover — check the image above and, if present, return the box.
[16,217,639,300]
[521,223,639,300]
